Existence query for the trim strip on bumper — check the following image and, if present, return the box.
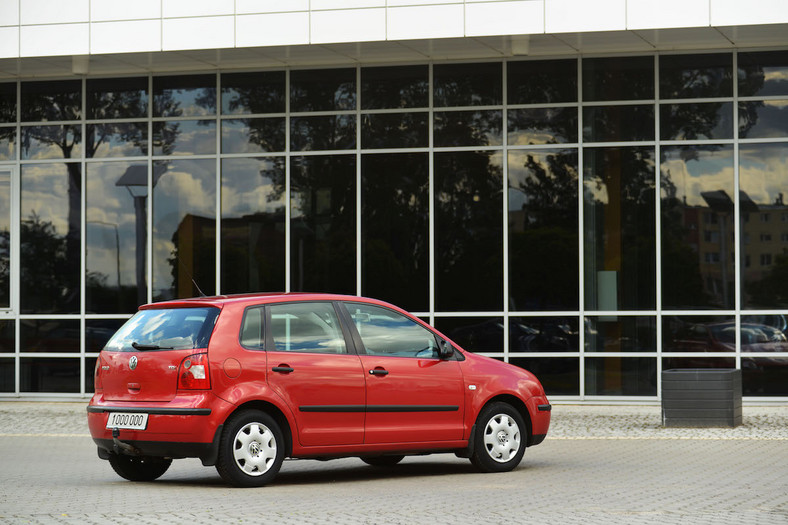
[87,406,211,416]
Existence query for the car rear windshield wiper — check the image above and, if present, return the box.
[131,342,174,351]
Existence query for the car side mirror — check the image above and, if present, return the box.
[438,339,454,359]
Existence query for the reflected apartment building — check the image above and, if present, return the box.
[0,1,787,401]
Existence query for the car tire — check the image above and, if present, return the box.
[470,402,527,473]
[216,410,285,488]
[108,454,172,482]
[360,455,405,467]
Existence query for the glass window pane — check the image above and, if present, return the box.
[659,53,732,99]
[87,77,148,119]
[20,358,80,393]
[269,302,347,354]
[290,155,356,294]
[738,50,788,97]
[222,118,286,153]
[582,105,654,142]
[86,162,149,313]
[20,319,80,352]
[152,159,216,301]
[0,357,13,392]
[0,171,8,308]
[85,356,97,393]
[510,316,579,352]
[585,316,656,352]
[153,75,216,117]
[584,147,656,311]
[510,357,579,396]
[661,145,735,309]
[21,80,81,121]
[508,59,577,104]
[361,65,428,109]
[290,115,355,151]
[583,56,654,101]
[740,143,788,309]
[584,357,656,396]
[153,120,216,156]
[86,319,126,352]
[662,357,734,372]
[20,163,81,313]
[86,123,148,158]
[241,307,265,349]
[221,71,286,115]
[508,107,577,145]
[0,83,15,123]
[361,153,429,312]
[435,151,503,311]
[663,315,735,352]
[347,303,438,358]
[290,68,355,112]
[21,125,81,160]
[433,110,502,147]
[508,149,578,310]
[739,100,788,139]
[434,63,502,107]
[0,320,14,352]
[660,103,733,140]
[434,317,504,353]
[0,127,14,160]
[221,157,286,294]
[742,357,788,396]
[361,113,428,149]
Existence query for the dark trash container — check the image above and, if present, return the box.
[661,369,742,428]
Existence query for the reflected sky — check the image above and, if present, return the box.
[661,146,734,206]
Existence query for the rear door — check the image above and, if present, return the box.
[264,301,366,446]
[342,302,465,444]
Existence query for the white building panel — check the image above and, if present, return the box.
[20,0,88,25]
[162,0,235,19]
[311,9,387,44]
[466,1,545,37]
[21,23,89,57]
[545,0,626,33]
[312,0,386,9]
[711,0,788,26]
[388,4,465,40]
[90,0,161,22]
[162,16,235,51]
[387,0,461,5]
[236,12,310,47]
[236,0,310,14]
[0,27,18,58]
[92,20,162,55]
[0,0,19,26]
[627,0,709,30]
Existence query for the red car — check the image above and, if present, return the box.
[87,293,551,487]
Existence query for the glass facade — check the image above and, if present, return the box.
[0,51,787,400]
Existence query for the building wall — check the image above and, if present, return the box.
[2,0,788,59]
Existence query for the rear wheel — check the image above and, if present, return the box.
[360,455,405,467]
[470,402,526,473]
[216,410,285,487]
[108,454,172,482]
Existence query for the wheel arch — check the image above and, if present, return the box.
[228,400,294,457]
[480,394,533,445]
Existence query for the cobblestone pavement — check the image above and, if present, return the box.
[1,402,787,524]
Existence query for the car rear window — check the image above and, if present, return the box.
[104,307,220,352]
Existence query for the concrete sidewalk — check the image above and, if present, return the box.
[1,401,787,439]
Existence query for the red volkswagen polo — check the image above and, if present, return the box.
[87,293,551,487]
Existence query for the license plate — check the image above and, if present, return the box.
[106,412,148,430]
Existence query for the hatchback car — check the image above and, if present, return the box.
[87,293,551,487]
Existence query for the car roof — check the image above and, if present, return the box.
[139,292,392,311]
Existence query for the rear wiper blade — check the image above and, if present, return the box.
[131,342,174,351]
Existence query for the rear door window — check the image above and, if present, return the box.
[267,302,348,354]
[104,307,220,351]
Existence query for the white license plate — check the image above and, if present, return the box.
[106,412,148,430]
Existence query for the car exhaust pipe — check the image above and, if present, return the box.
[111,428,141,456]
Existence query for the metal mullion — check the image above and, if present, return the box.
[733,51,742,371]
[655,53,663,402]
[285,69,291,293]
[356,66,362,297]
[146,75,153,305]
[577,55,585,401]
[80,75,87,395]
[215,72,222,295]
[502,59,509,363]
[428,62,435,327]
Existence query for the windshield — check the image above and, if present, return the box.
[104,307,220,352]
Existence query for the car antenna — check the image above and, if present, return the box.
[175,255,207,297]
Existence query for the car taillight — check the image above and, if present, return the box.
[178,353,211,390]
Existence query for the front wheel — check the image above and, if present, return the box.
[470,402,527,473]
[216,410,285,487]
[108,454,172,482]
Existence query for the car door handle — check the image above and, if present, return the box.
[369,368,389,376]
[272,366,294,374]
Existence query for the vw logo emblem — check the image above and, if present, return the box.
[129,356,138,370]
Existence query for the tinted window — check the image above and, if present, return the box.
[268,302,347,354]
[347,303,438,358]
[583,56,654,101]
[240,307,265,349]
[104,307,220,351]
